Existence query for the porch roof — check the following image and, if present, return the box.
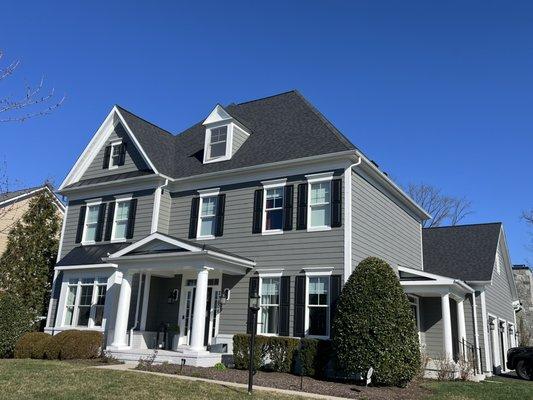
[103,232,256,274]
[56,242,131,267]
[399,265,474,299]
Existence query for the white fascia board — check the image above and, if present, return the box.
[55,263,117,271]
[60,175,165,198]
[0,186,65,213]
[108,232,202,258]
[398,265,454,282]
[202,104,233,125]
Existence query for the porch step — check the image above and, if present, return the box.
[107,348,224,368]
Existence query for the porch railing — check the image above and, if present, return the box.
[457,338,483,375]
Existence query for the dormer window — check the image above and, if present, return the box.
[207,126,228,160]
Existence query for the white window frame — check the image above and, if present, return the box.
[261,179,286,235]
[196,188,220,240]
[306,172,333,232]
[257,271,283,336]
[81,200,102,245]
[111,197,132,242]
[203,123,232,163]
[407,295,421,341]
[304,269,332,339]
[108,140,123,169]
[62,276,108,329]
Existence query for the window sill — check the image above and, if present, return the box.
[59,326,104,331]
[81,241,96,246]
[258,332,279,337]
[110,238,127,243]
[306,334,330,340]
[261,230,283,236]
[196,235,216,240]
[307,226,332,232]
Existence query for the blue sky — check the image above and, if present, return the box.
[1,1,532,264]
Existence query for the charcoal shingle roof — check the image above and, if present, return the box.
[422,223,502,282]
[116,90,356,179]
[56,243,131,266]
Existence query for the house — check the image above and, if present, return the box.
[513,264,533,345]
[419,223,520,375]
[44,90,517,377]
[0,184,65,256]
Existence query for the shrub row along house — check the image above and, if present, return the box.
[45,91,519,378]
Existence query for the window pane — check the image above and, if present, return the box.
[309,277,328,305]
[309,307,327,336]
[201,197,217,216]
[116,201,130,220]
[86,206,100,223]
[310,205,330,227]
[210,142,226,158]
[114,220,127,239]
[261,278,280,305]
[261,306,279,334]
[66,286,77,306]
[77,306,90,326]
[65,307,75,326]
[79,285,94,306]
[310,182,330,205]
[94,306,104,327]
[85,225,97,241]
[265,209,283,230]
[211,126,227,142]
[200,216,215,237]
[266,188,283,209]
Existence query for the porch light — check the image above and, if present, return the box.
[249,292,260,311]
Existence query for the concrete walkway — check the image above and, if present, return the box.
[93,363,351,400]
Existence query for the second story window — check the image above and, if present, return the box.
[264,188,284,232]
[83,204,101,243]
[198,196,218,238]
[309,181,331,229]
[109,142,122,168]
[112,199,131,241]
[207,126,228,160]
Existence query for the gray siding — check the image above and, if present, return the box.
[351,170,423,271]
[232,126,249,155]
[157,189,172,234]
[485,237,516,323]
[168,173,345,336]
[60,189,155,259]
[420,297,443,358]
[81,123,149,181]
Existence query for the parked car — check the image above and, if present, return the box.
[507,347,533,380]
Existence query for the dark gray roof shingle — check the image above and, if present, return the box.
[56,243,131,266]
[115,91,356,179]
[423,223,502,282]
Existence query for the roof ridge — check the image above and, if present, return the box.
[423,222,502,230]
[234,89,299,106]
[115,105,175,137]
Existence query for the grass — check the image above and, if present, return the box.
[422,375,533,400]
[0,359,532,400]
[0,359,304,400]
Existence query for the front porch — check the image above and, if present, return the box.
[102,232,255,366]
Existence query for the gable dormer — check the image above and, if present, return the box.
[202,104,251,164]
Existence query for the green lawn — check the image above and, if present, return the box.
[0,359,532,400]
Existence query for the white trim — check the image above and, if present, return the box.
[151,187,162,234]
[139,272,151,331]
[203,123,232,164]
[81,201,102,245]
[56,204,69,262]
[343,161,359,282]
[198,188,220,197]
[108,140,123,170]
[480,290,492,372]
[257,275,282,336]
[304,272,331,339]
[305,172,334,183]
[302,266,334,274]
[197,194,218,239]
[306,177,332,232]
[261,178,287,189]
[262,181,285,235]
[110,198,132,242]
[202,104,233,125]
[256,270,284,278]
[0,186,66,212]
[55,263,117,271]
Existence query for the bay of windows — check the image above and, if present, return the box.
[198,196,218,238]
[63,277,107,328]
[307,276,329,337]
[309,181,331,229]
[260,277,280,335]
[264,187,284,232]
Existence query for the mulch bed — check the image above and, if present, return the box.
[136,363,432,399]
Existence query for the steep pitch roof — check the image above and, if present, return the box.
[422,223,502,281]
[56,243,131,266]
[0,184,65,212]
[113,90,356,180]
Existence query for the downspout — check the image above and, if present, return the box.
[343,156,362,283]
[129,274,144,347]
[471,289,482,374]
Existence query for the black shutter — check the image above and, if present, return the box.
[104,201,115,241]
[125,198,137,239]
[75,206,87,243]
[294,275,306,337]
[215,194,226,237]
[252,189,263,234]
[102,145,111,169]
[247,276,259,334]
[95,203,107,242]
[296,184,307,230]
[330,275,342,337]
[279,276,290,336]
[331,179,342,228]
[118,143,127,166]
[282,185,293,231]
[188,197,200,239]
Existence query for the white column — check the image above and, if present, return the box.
[490,318,501,369]
[457,299,467,360]
[441,293,453,360]
[480,290,492,372]
[189,267,209,351]
[110,271,133,349]
[139,273,151,331]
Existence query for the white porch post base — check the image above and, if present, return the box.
[110,271,133,350]
[457,299,467,360]
[189,267,210,351]
[441,293,453,360]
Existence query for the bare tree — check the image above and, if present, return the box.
[0,50,65,123]
[523,210,533,225]
[407,183,473,228]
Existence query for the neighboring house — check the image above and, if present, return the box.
[44,90,517,378]
[0,184,65,256]
[513,264,533,345]
[420,223,520,375]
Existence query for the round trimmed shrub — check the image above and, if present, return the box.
[14,332,51,359]
[48,330,103,359]
[0,293,38,358]
[332,257,420,387]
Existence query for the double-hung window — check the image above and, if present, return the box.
[264,187,284,232]
[259,277,280,335]
[198,196,218,238]
[307,275,329,337]
[93,278,107,327]
[77,278,94,326]
[109,141,122,169]
[309,181,331,229]
[83,204,100,243]
[63,277,108,328]
[207,126,228,160]
[64,279,78,326]
[112,199,131,241]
